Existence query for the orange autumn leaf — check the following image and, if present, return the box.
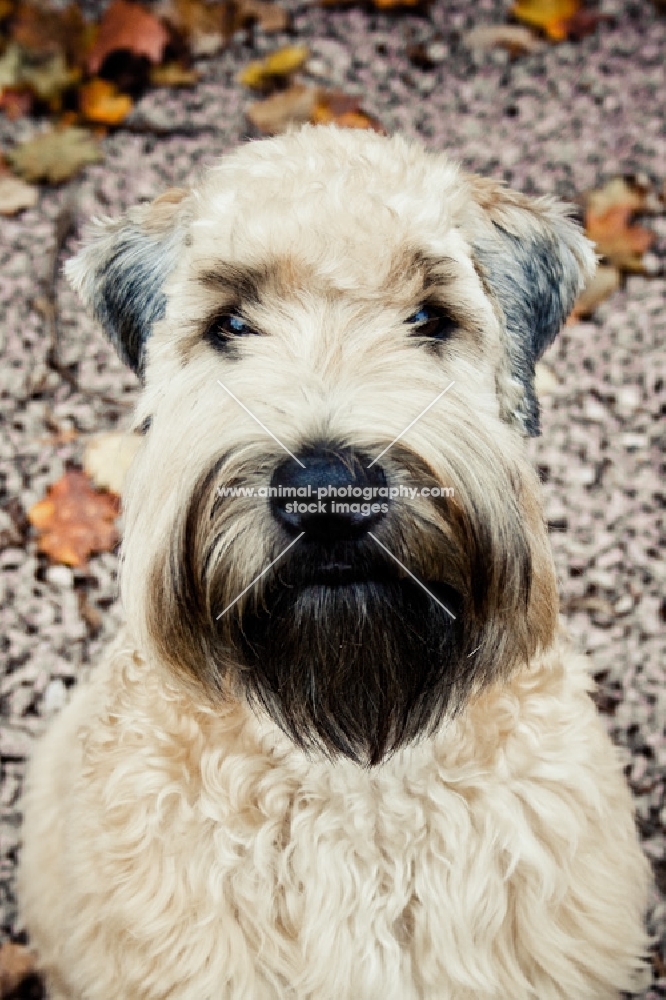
[80,78,133,125]
[86,0,169,75]
[28,468,120,568]
[312,91,385,133]
[584,178,656,272]
[510,0,580,41]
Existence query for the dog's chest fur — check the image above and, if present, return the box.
[52,632,643,1000]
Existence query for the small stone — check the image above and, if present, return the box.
[46,565,74,588]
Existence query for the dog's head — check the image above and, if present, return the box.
[68,126,595,765]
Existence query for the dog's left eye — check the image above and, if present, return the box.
[208,314,259,340]
[406,305,456,342]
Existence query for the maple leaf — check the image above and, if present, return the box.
[7,126,102,183]
[28,468,120,568]
[80,78,133,125]
[584,177,656,272]
[238,44,309,89]
[87,0,169,75]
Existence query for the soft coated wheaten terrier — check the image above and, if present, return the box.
[20,126,652,1000]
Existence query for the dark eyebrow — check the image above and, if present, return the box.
[416,253,458,294]
[198,264,267,304]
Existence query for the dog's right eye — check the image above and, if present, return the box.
[207,314,260,340]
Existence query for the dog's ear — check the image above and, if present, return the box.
[65,188,190,376]
[466,177,596,435]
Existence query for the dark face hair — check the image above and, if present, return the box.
[146,442,555,767]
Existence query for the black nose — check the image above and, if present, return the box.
[270,446,389,542]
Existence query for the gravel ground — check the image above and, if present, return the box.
[1,0,665,994]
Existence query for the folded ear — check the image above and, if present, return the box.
[466,177,596,435]
[65,188,190,376]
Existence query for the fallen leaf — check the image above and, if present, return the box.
[570,265,620,318]
[0,42,21,89]
[0,43,79,108]
[149,61,200,87]
[557,9,609,39]
[510,0,580,41]
[312,90,385,132]
[87,0,169,75]
[372,0,427,8]
[7,126,103,183]
[238,44,309,89]
[80,78,133,124]
[10,1,88,63]
[156,0,237,57]
[584,177,656,272]
[0,941,37,996]
[28,468,120,568]
[585,176,645,217]
[240,0,288,32]
[0,87,33,119]
[19,50,80,103]
[463,24,545,56]
[0,173,38,214]
[84,431,143,495]
[246,81,318,133]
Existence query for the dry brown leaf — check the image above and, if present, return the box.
[510,0,580,40]
[0,941,36,996]
[80,77,133,124]
[87,0,169,75]
[0,172,38,214]
[246,81,318,133]
[463,24,545,56]
[10,1,88,63]
[28,468,120,568]
[7,126,102,183]
[312,90,385,133]
[570,265,620,319]
[584,178,656,272]
[157,0,238,57]
[240,0,288,32]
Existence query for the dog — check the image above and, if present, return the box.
[19,126,652,1000]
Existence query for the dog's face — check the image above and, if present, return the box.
[68,127,595,765]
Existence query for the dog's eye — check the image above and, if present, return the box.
[406,305,456,342]
[208,314,259,340]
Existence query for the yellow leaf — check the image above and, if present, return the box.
[149,61,200,87]
[511,0,579,41]
[79,78,133,125]
[238,44,308,89]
